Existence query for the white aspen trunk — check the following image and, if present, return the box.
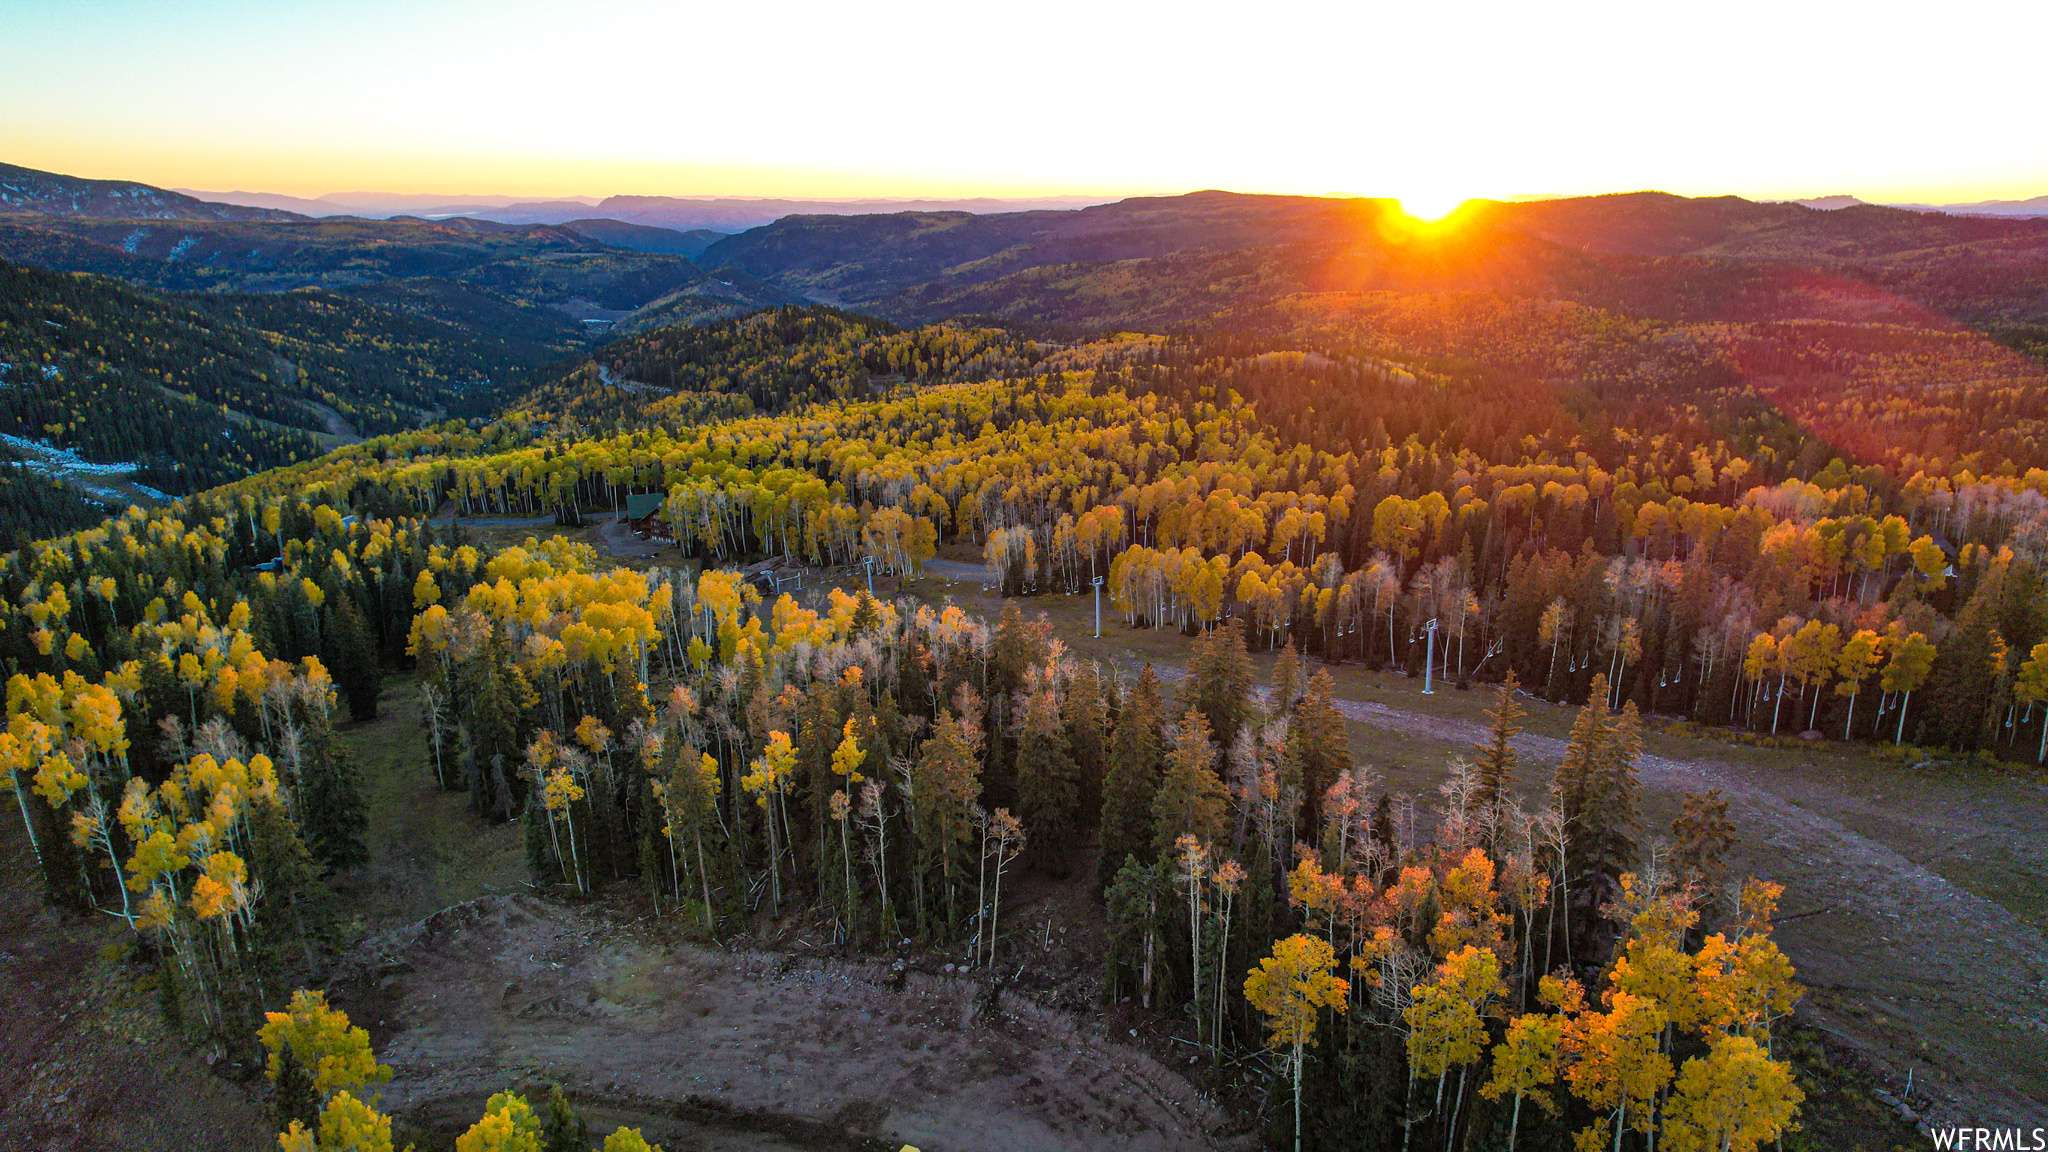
[8,772,40,867]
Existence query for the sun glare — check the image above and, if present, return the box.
[1395,193,1467,223]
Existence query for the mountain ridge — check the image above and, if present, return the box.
[1,161,303,222]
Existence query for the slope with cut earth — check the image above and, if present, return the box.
[334,893,1252,1152]
[0,835,270,1152]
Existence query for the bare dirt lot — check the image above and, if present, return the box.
[0,836,271,1152]
[335,893,1252,1152]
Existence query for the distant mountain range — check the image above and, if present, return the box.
[165,188,602,219]
[690,189,2048,334]
[175,184,1114,230]
[179,180,2048,225]
[1790,193,2048,218]
[0,162,803,364]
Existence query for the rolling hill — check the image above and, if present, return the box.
[0,161,302,222]
[558,218,728,258]
[0,258,546,546]
[0,166,794,358]
[696,190,2048,473]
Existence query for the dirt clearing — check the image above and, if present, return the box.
[0,835,270,1152]
[337,893,1252,1152]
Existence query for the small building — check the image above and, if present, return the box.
[622,492,666,536]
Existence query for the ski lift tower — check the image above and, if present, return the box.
[1422,617,1440,694]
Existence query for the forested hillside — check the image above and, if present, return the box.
[705,190,2048,333]
[557,218,727,258]
[174,307,2048,759]
[515,305,1038,431]
[0,259,531,547]
[705,191,2048,473]
[0,425,1816,1152]
[0,162,794,349]
[4,185,2043,1151]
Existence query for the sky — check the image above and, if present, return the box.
[3,0,2044,214]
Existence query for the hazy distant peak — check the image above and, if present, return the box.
[1787,195,1869,210]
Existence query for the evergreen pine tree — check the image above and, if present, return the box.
[540,1082,588,1152]
[1471,672,1525,857]
[1184,617,1256,752]
[302,734,368,872]
[1062,661,1110,826]
[1015,685,1080,876]
[1152,709,1230,858]
[1098,664,1166,892]
[248,795,333,962]
[271,1044,318,1134]
[1269,642,1302,722]
[464,634,525,820]
[320,583,382,721]
[1925,572,2003,749]
[1286,669,1352,834]
[1551,676,1640,965]
[1104,855,1169,1008]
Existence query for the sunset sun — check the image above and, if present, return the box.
[1394,192,1468,223]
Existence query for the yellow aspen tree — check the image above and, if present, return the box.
[1481,1010,1566,1152]
[1211,857,1246,1051]
[1740,634,1776,730]
[1287,855,1344,944]
[1245,933,1349,1152]
[1661,1035,1803,1152]
[742,729,796,911]
[600,1128,664,1152]
[456,1091,542,1152]
[856,778,896,937]
[831,719,866,937]
[2015,640,2048,762]
[1173,834,1211,1039]
[978,807,1025,966]
[1879,628,1935,744]
[1609,878,1704,1035]
[1429,847,1509,961]
[1692,930,1801,1043]
[1834,629,1881,741]
[0,721,49,867]
[412,569,439,609]
[259,989,393,1104]
[1564,990,1672,1152]
[1405,945,1506,1152]
[277,1090,398,1152]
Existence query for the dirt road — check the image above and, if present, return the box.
[341,894,1252,1152]
[1117,656,2048,1125]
